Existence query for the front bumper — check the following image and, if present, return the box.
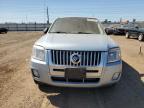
[31,57,122,88]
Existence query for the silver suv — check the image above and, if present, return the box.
[31,17,122,87]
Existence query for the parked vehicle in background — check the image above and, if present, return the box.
[0,28,8,34]
[125,27,144,41]
[113,23,138,35]
[105,26,114,35]
[31,17,122,88]
[113,27,126,35]
[105,23,139,35]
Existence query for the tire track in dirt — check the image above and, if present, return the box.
[0,32,45,108]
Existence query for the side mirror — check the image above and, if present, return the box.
[43,28,48,34]
[135,26,139,29]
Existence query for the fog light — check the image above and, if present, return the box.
[32,69,40,78]
[112,72,120,80]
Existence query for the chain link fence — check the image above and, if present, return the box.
[0,23,49,31]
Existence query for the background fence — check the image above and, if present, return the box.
[1,22,144,31]
[0,23,49,31]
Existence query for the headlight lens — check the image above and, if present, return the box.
[32,45,45,61]
[108,47,121,63]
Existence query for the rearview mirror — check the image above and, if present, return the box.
[43,28,48,34]
[135,26,139,29]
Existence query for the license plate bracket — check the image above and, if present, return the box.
[65,68,86,79]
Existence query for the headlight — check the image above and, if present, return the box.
[32,45,45,61]
[108,47,121,63]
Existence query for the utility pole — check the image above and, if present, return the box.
[139,42,143,55]
[26,15,28,23]
[47,6,49,25]
[120,17,122,23]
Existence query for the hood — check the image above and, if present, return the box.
[107,36,119,49]
[35,33,110,51]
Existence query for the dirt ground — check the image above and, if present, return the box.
[0,32,144,108]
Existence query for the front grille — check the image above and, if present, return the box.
[51,50,101,66]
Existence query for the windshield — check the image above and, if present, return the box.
[49,17,104,34]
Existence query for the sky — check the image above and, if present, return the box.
[0,0,144,23]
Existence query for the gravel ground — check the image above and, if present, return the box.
[0,32,144,108]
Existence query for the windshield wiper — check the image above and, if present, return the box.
[49,31,68,34]
[50,31,94,34]
[77,32,94,34]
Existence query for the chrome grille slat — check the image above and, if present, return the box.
[66,51,68,65]
[52,50,55,64]
[83,52,85,66]
[59,51,62,64]
[87,52,89,66]
[56,50,58,64]
[80,51,82,66]
[97,52,100,65]
[51,50,101,66]
[70,51,72,66]
[90,51,92,66]
[63,51,65,65]
[93,52,96,66]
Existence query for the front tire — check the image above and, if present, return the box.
[125,32,130,39]
[100,83,117,89]
[34,80,45,86]
[138,34,144,41]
